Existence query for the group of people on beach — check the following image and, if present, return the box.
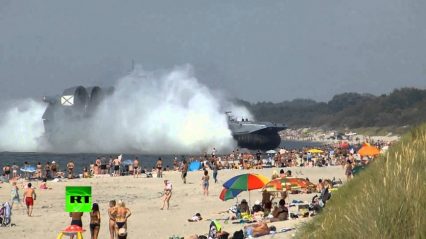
[68,199,131,239]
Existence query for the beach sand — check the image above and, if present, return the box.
[0,166,345,238]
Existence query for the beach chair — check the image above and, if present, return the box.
[0,202,11,227]
[56,225,85,239]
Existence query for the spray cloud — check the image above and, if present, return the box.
[0,65,251,153]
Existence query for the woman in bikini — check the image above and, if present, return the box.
[161,180,172,210]
[90,203,101,239]
[113,200,132,236]
[156,158,163,178]
[202,170,210,196]
[108,200,117,239]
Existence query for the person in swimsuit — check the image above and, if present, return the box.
[270,199,288,222]
[133,157,140,178]
[23,183,36,216]
[156,158,163,178]
[36,162,42,179]
[50,161,57,178]
[113,157,121,177]
[202,170,210,196]
[10,182,22,209]
[345,160,353,181]
[67,161,75,179]
[113,200,132,236]
[161,180,172,210]
[45,161,51,179]
[108,200,117,239]
[90,203,101,239]
[95,158,101,175]
[181,160,188,184]
[69,212,83,239]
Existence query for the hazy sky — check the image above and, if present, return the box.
[1,0,425,102]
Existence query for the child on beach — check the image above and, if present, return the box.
[202,170,210,196]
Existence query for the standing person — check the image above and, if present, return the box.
[10,182,22,209]
[45,162,51,179]
[3,164,11,180]
[36,162,42,179]
[133,157,140,178]
[70,211,84,239]
[90,203,101,239]
[156,158,163,178]
[202,170,210,196]
[181,160,188,184]
[113,200,132,236]
[212,159,218,183]
[344,160,353,181]
[51,161,57,178]
[12,163,19,179]
[101,157,107,175]
[67,161,75,179]
[108,200,117,239]
[95,158,101,175]
[161,180,172,210]
[23,183,36,216]
[113,157,121,177]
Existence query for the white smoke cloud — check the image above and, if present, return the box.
[0,65,251,154]
[0,99,46,152]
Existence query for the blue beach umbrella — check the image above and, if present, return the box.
[20,166,36,173]
[188,161,202,171]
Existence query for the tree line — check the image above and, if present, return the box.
[236,87,426,128]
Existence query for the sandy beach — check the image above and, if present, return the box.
[0,166,346,238]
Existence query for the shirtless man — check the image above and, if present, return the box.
[113,157,121,177]
[70,212,84,239]
[23,183,36,216]
[113,200,132,237]
[133,157,140,178]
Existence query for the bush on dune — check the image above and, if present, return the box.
[299,124,426,238]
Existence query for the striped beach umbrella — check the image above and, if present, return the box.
[219,188,243,201]
[223,173,269,191]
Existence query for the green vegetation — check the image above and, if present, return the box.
[238,88,426,130]
[298,124,426,238]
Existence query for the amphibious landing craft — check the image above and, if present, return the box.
[42,86,287,150]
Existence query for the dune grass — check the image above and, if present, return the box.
[298,124,426,238]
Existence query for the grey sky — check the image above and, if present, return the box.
[1,0,425,102]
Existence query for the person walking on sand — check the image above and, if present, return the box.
[212,159,218,183]
[23,183,36,216]
[112,200,132,236]
[11,182,22,209]
[156,158,163,178]
[108,200,117,239]
[133,157,140,178]
[90,203,101,239]
[202,170,210,196]
[161,180,172,210]
[344,160,353,181]
[181,159,188,184]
